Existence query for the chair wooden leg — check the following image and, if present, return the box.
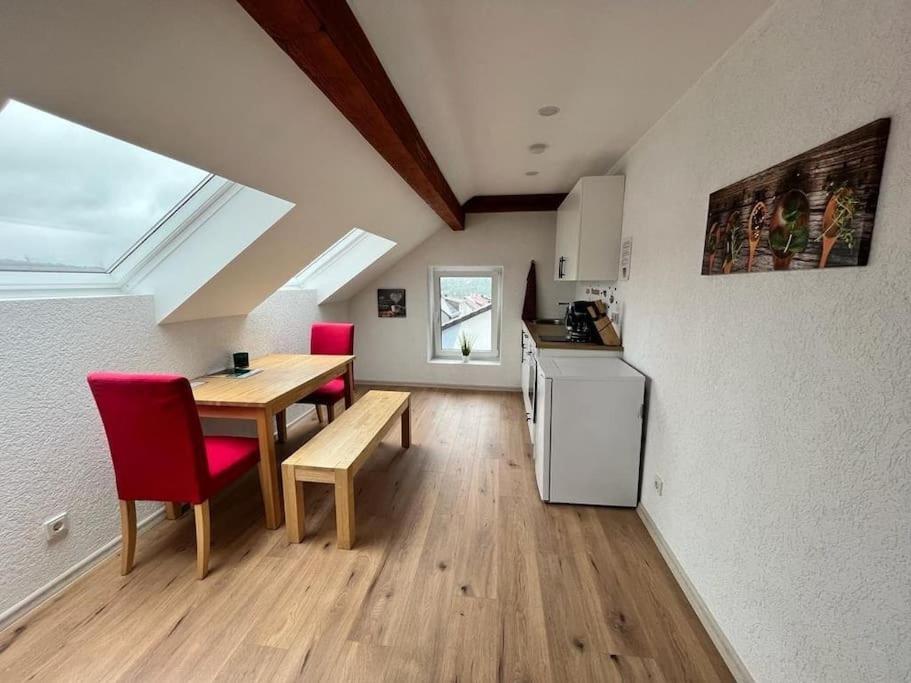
[282,465,305,544]
[275,410,288,444]
[402,403,411,449]
[119,500,136,576]
[334,469,356,549]
[315,405,324,424]
[194,501,211,580]
[327,401,336,424]
[164,502,182,520]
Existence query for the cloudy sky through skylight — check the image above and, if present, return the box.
[0,100,209,271]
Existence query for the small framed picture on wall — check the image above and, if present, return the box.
[377,288,406,318]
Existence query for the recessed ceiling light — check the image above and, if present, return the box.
[538,105,560,117]
[528,143,548,154]
[525,171,539,176]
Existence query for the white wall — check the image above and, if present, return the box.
[0,290,347,622]
[611,0,911,680]
[350,212,575,388]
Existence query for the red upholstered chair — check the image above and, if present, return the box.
[87,372,261,579]
[274,323,355,440]
[304,322,355,423]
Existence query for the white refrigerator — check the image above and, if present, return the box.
[534,357,645,507]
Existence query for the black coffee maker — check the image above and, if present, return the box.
[563,301,597,343]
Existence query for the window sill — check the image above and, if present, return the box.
[428,358,502,367]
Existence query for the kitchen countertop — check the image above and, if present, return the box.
[522,320,623,352]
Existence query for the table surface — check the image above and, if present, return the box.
[191,353,355,409]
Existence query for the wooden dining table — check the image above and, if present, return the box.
[192,353,355,529]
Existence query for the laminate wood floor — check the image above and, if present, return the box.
[0,388,732,682]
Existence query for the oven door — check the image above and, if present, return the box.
[521,336,537,442]
[521,333,532,415]
[533,367,551,501]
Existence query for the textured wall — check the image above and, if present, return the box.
[350,212,575,388]
[0,290,347,617]
[612,0,911,680]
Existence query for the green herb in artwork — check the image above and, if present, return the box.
[706,226,718,252]
[769,192,810,256]
[819,185,859,250]
[725,212,745,261]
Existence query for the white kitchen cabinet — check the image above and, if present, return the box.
[554,176,625,281]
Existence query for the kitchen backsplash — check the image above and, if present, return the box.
[575,282,623,338]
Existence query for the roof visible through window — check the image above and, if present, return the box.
[0,100,212,273]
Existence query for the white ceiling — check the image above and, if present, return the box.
[0,1,774,318]
[349,0,773,198]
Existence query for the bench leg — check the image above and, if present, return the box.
[334,469,356,549]
[401,404,411,449]
[275,410,288,444]
[283,465,305,544]
[327,401,337,424]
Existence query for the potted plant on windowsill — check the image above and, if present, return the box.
[458,331,474,363]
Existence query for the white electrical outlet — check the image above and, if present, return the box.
[653,475,664,497]
[44,512,69,541]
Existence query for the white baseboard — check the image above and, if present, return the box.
[358,379,521,393]
[275,405,316,435]
[0,406,320,633]
[636,505,753,683]
[0,508,166,632]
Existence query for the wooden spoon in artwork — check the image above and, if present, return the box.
[747,202,767,272]
[819,187,856,269]
[706,221,720,273]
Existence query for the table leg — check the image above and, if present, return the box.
[275,410,288,444]
[164,502,183,520]
[401,402,411,449]
[343,361,355,408]
[255,409,283,529]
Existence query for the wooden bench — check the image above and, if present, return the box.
[281,390,411,548]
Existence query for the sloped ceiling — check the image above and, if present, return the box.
[0,0,447,321]
[0,1,772,320]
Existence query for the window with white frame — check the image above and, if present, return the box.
[284,227,396,303]
[0,99,239,296]
[429,266,503,361]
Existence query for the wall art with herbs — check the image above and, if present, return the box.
[701,119,890,275]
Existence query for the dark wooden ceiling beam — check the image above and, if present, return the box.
[237,0,465,230]
[462,194,568,214]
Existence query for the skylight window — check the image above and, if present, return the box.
[0,100,214,273]
[285,228,396,302]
